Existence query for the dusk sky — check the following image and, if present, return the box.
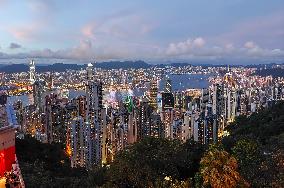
[0,0,284,64]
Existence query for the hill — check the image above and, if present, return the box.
[222,101,284,187]
[0,60,151,73]
[254,68,284,77]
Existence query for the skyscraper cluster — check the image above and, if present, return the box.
[9,61,284,170]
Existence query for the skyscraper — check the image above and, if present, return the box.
[85,63,104,168]
[149,79,158,110]
[70,116,85,168]
[33,80,45,112]
[86,63,93,80]
[164,75,172,93]
[29,60,36,84]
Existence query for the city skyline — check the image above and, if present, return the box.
[0,0,284,64]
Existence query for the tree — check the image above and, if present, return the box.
[106,137,183,187]
[200,145,247,188]
[232,139,262,186]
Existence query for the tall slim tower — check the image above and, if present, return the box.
[149,78,158,110]
[85,62,104,168]
[29,60,36,84]
[164,75,172,93]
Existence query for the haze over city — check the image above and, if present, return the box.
[0,0,284,64]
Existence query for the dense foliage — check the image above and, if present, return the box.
[223,101,284,187]
[16,136,88,187]
[200,145,249,188]
[88,138,204,187]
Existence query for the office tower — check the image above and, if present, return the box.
[164,75,172,93]
[180,112,191,142]
[33,80,45,112]
[212,84,224,143]
[71,96,87,120]
[85,63,104,168]
[160,109,174,139]
[174,91,182,109]
[127,111,136,144]
[200,88,210,111]
[212,84,223,116]
[70,116,85,168]
[101,108,107,165]
[86,63,93,80]
[193,113,202,143]
[204,111,214,145]
[231,89,238,120]
[44,93,65,143]
[138,98,152,139]
[149,79,158,110]
[162,92,175,110]
[150,113,164,138]
[29,60,36,84]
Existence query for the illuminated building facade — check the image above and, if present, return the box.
[85,63,105,168]
[149,79,158,110]
[29,60,36,84]
[0,105,18,177]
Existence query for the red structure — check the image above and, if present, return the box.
[0,126,16,177]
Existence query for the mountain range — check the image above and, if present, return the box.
[0,60,283,74]
[0,60,152,73]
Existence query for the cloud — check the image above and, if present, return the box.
[9,42,22,49]
[81,24,96,39]
[81,11,155,41]
[193,37,205,48]
[8,23,41,41]
[0,37,283,62]
[166,37,206,56]
[215,11,284,49]
[165,37,284,60]
[244,41,257,49]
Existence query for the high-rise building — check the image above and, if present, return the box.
[33,80,45,112]
[86,63,93,80]
[160,109,174,139]
[44,93,67,143]
[29,60,36,84]
[85,63,104,168]
[149,79,158,110]
[69,116,85,168]
[164,75,172,93]
[162,92,174,111]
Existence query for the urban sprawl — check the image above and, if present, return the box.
[1,61,284,170]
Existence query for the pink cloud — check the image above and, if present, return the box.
[81,24,96,39]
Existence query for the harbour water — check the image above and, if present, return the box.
[7,74,211,106]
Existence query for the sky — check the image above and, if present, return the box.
[0,0,284,64]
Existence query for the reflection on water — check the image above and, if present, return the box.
[159,74,211,91]
[7,74,210,106]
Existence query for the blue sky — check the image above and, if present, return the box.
[0,0,283,63]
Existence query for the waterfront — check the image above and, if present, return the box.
[7,73,211,106]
